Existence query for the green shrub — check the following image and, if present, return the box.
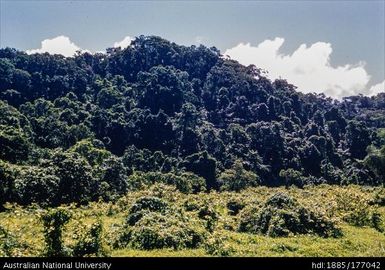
[344,207,384,232]
[239,193,342,238]
[0,160,16,209]
[97,156,129,201]
[227,200,245,216]
[370,189,385,206]
[279,169,304,188]
[332,190,383,231]
[198,204,218,233]
[204,233,234,256]
[73,221,108,257]
[14,167,60,206]
[126,196,169,226]
[127,171,206,194]
[41,209,71,257]
[183,199,201,211]
[128,212,203,250]
[51,151,97,204]
[0,225,26,256]
[218,160,260,192]
[371,212,384,232]
[119,196,204,250]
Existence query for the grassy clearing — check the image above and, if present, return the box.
[1,184,385,257]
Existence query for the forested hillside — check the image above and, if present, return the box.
[1,35,385,207]
[1,35,385,257]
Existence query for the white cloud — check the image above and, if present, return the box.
[224,38,374,99]
[113,36,133,49]
[368,80,385,96]
[26,35,85,57]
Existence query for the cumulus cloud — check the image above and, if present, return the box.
[26,35,85,57]
[368,80,385,96]
[224,38,375,99]
[113,36,133,49]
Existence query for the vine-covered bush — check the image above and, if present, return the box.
[127,212,204,250]
[41,209,71,257]
[118,196,205,250]
[204,233,234,256]
[198,204,218,233]
[239,193,342,238]
[73,221,107,257]
[126,196,169,226]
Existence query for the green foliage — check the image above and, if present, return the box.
[204,233,234,256]
[127,171,206,194]
[279,169,304,188]
[126,196,169,226]
[0,225,26,256]
[51,151,96,204]
[346,121,371,160]
[370,189,385,206]
[126,212,204,250]
[218,160,260,191]
[226,199,245,216]
[73,221,108,257]
[14,166,60,206]
[239,193,342,238]
[119,196,204,250]
[1,35,385,209]
[0,160,17,209]
[41,209,71,257]
[98,156,129,200]
[137,65,190,115]
[0,125,31,163]
[364,146,385,184]
[337,193,384,232]
[182,151,217,190]
[198,204,218,233]
[69,139,111,167]
[1,185,385,257]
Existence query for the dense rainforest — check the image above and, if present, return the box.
[1,35,385,207]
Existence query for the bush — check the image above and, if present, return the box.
[73,221,108,257]
[333,189,383,231]
[370,189,385,206]
[227,200,245,216]
[198,204,218,233]
[126,196,169,226]
[51,151,97,204]
[41,209,71,257]
[279,169,304,188]
[239,193,342,238]
[204,233,234,256]
[98,156,129,201]
[0,160,16,209]
[0,225,25,256]
[0,125,31,163]
[14,167,60,206]
[128,212,203,250]
[218,160,260,192]
[119,196,204,250]
[343,207,384,232]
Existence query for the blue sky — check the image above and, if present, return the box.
[1,0,384,98]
